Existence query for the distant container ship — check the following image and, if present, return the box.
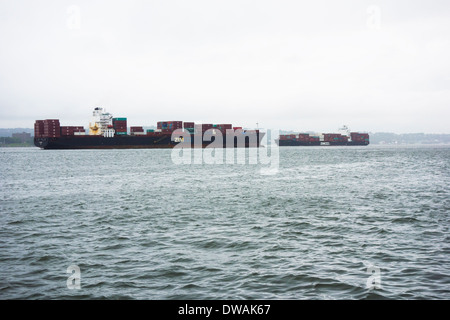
[34,107,262,149]
[277,126,369,146]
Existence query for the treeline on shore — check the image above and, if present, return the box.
[0,136,34,147]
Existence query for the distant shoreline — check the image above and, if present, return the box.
[0,144,34,148]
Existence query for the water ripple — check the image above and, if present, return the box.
[0,146,449,299]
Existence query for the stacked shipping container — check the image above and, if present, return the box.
[183,122,195,133]
[194,124,213,134]
[350,132,369,143]
[35,120,86,137]
[130,126,146,136]
[155,122,239,134]
[34,121,44,138]
[130,126,144,133]
[322,133,349,143]
[215,124,232,134]
[61,126,85,136]
[41,120,61,138]
[157,121,183,133]
[279,134,296,140]
[113,118,127,135]
[297,134,309,140]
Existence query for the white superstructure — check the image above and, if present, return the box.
[89,107,114,137]
[339,125,353,141]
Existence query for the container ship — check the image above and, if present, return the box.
[277,126,369,146]
[34,107,263,149]
[34,108,368,149]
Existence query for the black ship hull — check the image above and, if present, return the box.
[34,132,263,149]
[277,140,369,146]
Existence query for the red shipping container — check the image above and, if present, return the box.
[130,126,144,132]
[195,124,213,132]
[34,121,45,137]
[217,124,232,129]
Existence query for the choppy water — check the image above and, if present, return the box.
[0,145,449,299]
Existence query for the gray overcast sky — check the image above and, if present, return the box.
[0,0,449,133]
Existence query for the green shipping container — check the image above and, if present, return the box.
[147,129,155,132]
[116,132,127,135]
[113,118,127,121]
